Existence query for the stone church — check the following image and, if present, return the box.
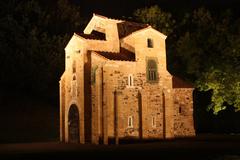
[59,14,195,144]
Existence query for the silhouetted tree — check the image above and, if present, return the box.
[134,5,176,35]
[134,6,240,113]
[0,0,84,100]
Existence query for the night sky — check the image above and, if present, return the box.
[72,0,240,18]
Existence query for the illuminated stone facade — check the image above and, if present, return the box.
[59,14,195,144]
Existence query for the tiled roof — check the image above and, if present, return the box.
[77,31,106,40]
[117,21,149,38]
[172,76,194,88]
[75,14,151,61]
[97,47,135,61]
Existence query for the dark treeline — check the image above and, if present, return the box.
[134,5,240,113]
[133,5,240,132]
[0,0,240,135]
[0,0,86,104]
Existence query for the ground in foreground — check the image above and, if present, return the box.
[0,137,240,160]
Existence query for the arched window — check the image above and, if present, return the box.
[147,59,158,82]
[72,60,76,73]
[73,75,76,81]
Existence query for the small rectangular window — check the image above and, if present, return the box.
[147,38,153,48]
[75,50,81,53]
[179,104,185,114]
[179,106,182,114]
[72,60,76,73]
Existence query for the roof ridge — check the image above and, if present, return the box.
[76,32,106,41]
[93,13,148,27]
[109,59,136,62]
[95,47,133,54]
[93,13,108,19]
[92,51,109,60]
[93,13,123,22]
[121,26,167,40]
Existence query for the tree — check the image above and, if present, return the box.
[134,5,176,35]
[0,0,84,99]
[133,6,240,113]
[175,8,240,114]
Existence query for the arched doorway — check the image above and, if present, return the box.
[68,104,80,143]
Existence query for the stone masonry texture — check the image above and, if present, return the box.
[59,14,195,144]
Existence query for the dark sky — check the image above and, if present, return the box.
[73,0,240,18]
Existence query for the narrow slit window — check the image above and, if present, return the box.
[152,116,156,127]
[71,75,77,98]
[179,106,182,114]
[147,38,153,48]
[72,60,76,73]
[128,116,133,128]
[130,76,132,86]
[91,66,98,84]
[127,74,134,87]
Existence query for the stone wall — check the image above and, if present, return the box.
[91,52,107,144]
[101,60,167,140]
[84,15,120,53]
[60,15,195,144]
[59,72,65,142]
[60,38,86,143]
[173,89,195,137]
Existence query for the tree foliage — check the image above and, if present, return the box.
[0,0,84,99]
[134,5,176,35]
[134,6,240,114]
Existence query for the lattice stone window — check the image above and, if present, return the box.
[147,38,154,48]
[128,116,133,128]
[146,59,158,82]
